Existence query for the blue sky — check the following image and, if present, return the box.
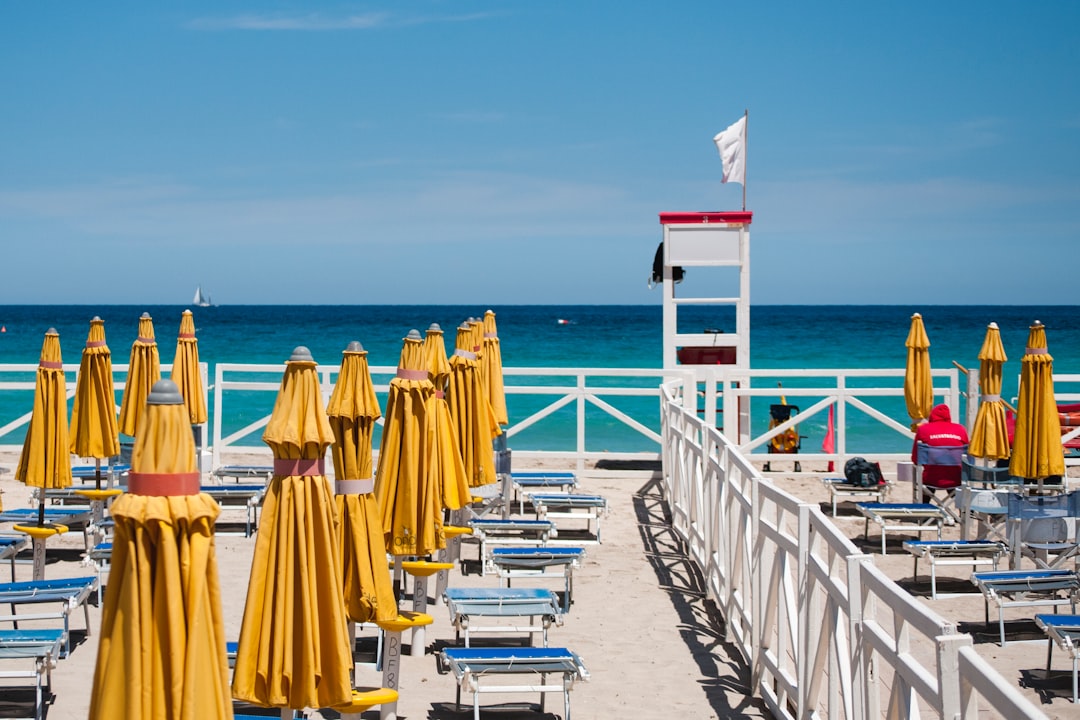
[1,2,1077,305]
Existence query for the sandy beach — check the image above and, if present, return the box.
[2,452,1080,719]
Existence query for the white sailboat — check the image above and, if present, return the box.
[193,285,212,307]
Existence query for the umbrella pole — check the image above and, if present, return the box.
[393,556,404,606]
[37,498,45,527]
[95,457,102,491]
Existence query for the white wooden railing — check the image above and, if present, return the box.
[208,363,669,472]
[0,361,207,455]
[659,373,1045,719]
[4,362,1080,476]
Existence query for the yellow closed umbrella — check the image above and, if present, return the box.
[119,312,162,437]
[233,347,352,711]
[969,322,1010,461]
[482,310,509,427]
[70,316,121,488]
[327,341,396,624]
[904,312,933,429]
[89,379,233,720]
[373,330,443,558]
[1009,321,1065,481]
[171,309,207,425]
[447,323,502,488]
[424,323,469,512]
[15,328,72,521]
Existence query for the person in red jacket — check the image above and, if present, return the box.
[912,403,969,493]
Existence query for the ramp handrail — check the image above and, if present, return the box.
[659,375,1045,719]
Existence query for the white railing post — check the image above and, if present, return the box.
[937,633,967,720]
[212,362,224,471]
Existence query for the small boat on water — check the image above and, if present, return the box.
[193,285,212,307]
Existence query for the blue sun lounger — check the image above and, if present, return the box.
[444,587,564,647]
[1035,614,1080,704]
[902,539,1007,599]
[200,484,266,537]
[440,646,589,720]
[972,569,1080,646]
[0,576,98,656]
[0,536,29,582]
[511,472,578,513]
[0,628,66,720]
[488,546,586,612]
[211,464,274,484]
[527,493,607,544]
[855,502,950,555]
[468,519,554,574]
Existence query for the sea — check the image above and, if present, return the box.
[2,304,1079,456]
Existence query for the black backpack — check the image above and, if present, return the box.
[844,457,883,487]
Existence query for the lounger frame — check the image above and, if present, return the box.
[0,628,65,720]
[1035,613,1080,703]
[902,539,1006,599]
[972,569,1080,646]
[440,646,588,720]
[488,546,585,612]
[0,576,98,655]
[467,519,553,575]
[444,587,563,647]
[855,502,950,555]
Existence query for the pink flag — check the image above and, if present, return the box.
[822,404,836,472]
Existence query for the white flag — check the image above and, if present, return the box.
[713,115,746,185]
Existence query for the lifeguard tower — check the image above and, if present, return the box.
[658,211,752,372]
[658,210,753,443]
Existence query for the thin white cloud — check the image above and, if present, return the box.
[187,13,388,31]
[187,11,495,32]
[0,172,639,248]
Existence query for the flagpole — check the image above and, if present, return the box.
[742,108,748,211]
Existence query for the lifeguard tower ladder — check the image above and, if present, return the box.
[658,211,753,441]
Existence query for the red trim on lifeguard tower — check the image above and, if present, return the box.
[659,211,753,225]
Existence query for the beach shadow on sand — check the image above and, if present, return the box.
[632,477,770,719]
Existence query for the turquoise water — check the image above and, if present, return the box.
[2,305,1078,455]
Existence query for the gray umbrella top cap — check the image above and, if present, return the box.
[141,312,151,319]
[289,346,315,363]
[147,378,184,405]
[345,341,365,353]
[427,323,442,333]
[459,323,471,331]
[406,329,422,341]
[92,316,102,323]
[46,327,58,335]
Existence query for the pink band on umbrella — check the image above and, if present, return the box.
[128,471,201,496]
[137,336,155,343]
[178,333,195,339]
[982,394,1001,402]
[273,458,326,476]
[434,390,444,399]
[335,478,374,495]
[38,361,62,369]
[454,349,476,360]
[1025,348,1049,355]
[396,368,428,381]
[483,333,496,338]
[85,340,107,348]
